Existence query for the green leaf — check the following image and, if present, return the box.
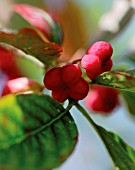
[93,71,135,92]
[0,28,62,66]
[0,94,78,170]
[75,103,135,170]
[126,69,135,77]
[121,70,135,115]
[8,13,31,30]
[122,91,135,115]
[95,124,135,170]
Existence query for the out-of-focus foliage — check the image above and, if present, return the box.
[0,28,62,66]
[0,94,78,170]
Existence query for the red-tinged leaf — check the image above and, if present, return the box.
[93,71,135,92]
[13,4,63,45]
[0,28,62,66]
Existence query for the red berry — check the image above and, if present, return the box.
[43,67,63,90]
[86,41,113,62]
[81,41,113,80]
[43,64,89,102]
[61,64,82,85]
[101,59,113,72]
[85,85,119,114]
[68,78,89,100]
[81,54,102,80]
[52,88,68,103]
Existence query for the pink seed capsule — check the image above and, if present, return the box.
[85,85,119,114]
[86,41,113,62]
[61,64,82,85]
[2,77,43,96]
[43,64,89,102]
[43,67,63,91]
[101,59,113,72]
[81,54,102,80]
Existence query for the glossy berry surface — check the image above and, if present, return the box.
[101,59,113,72]
[44,64,89,102]
[85,85,119,113]
[81,54,102,80]
[86,41,113,62]
[81,41,113,80]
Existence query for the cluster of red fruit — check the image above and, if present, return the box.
[81,41,113,80]
[44,64,89,103]
[0,41,119,114]
[44,41,118,111]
